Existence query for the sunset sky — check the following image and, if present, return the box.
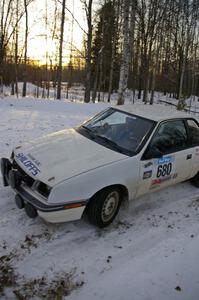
[26,0,86,64]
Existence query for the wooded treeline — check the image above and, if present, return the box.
[0,0,199,104]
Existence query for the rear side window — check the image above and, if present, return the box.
[187,119,199,146]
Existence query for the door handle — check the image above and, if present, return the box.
[187,154,192,160]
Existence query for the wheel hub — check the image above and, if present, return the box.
[101,191,119,222]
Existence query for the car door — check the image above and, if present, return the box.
[136,119,194,197]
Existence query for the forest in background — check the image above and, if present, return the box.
[0,0,199,105]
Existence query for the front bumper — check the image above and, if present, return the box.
[1,157,87,223]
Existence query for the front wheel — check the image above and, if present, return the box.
[87,187,122,228]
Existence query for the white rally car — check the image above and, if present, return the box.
[1,104,199,227]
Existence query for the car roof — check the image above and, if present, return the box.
[114,103,197,122]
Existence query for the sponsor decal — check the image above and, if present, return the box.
[156,162,172,178]
[143,170,152,179]
[27,153,41,166]
[16,153,41,176]
[157,156,174,165]
[150,173,178,189]
[153,155,175,179]
[144,162,153,168]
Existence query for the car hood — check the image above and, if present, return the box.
[14,128,127,186]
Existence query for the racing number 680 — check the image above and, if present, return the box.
[157,163,172,178]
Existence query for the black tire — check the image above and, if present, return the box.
[191,172,199,188]
[87,187,122,228]
[25,203,38,219]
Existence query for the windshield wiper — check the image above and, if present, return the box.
[94,134,124,153]
[78,127,133,156]
[82,125,92,132]
[81,125,99,141]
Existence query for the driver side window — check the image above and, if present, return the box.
[187,119,199,146]
[150,120,188,155]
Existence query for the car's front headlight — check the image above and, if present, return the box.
[34,181,52,198]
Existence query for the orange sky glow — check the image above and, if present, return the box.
[26,0,86,65]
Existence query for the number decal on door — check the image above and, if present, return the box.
[157,163,172,178]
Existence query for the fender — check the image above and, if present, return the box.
[48,155,140,205]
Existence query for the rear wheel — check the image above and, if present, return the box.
[87,187,122,228]
[191,172,199,187]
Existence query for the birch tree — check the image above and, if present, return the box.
[117,0,130,105]
[22,0,28,97]
[108,0,120,102]
[57,0,66,100]
[82,0,93,103]
[14,0,19,97]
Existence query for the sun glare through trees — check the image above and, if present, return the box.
[0,0,198,103]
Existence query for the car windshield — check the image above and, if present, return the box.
[77,108,156,156]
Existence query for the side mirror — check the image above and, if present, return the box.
[144,148,163,160]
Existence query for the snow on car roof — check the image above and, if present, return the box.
[115,103,194,122]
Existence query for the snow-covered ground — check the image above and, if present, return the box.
[0,96,199,299]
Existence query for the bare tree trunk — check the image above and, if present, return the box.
[150,69,155,105]
[22,0,28,97]
[142,70,149,103]
[131,5,139,102]
[177,0,191,109]
[142,24,155,104]
[142,45,149,103]
[117,0,131,105]
[128,0,136,91]
[11,81,14,95]
[91,65,98,103]
[97,14,105,103]
[15,0,19,97]
[0,0,5,78]
[57,0,66,100]
[0,75,3,96]
[84,0,93,103]
[108,0,120,102]
[92,48,101,103]
[150,33,162,105]
[178,49,186,100]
